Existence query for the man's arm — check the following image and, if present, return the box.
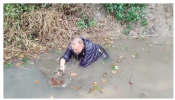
[59,46,72,72]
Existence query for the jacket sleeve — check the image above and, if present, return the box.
[61,46,72,62]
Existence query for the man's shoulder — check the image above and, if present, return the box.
[84,39,96,51]
[67,44,72,50]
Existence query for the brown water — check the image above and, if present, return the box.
[4,36,173,98]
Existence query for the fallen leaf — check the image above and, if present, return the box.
[103,73,107,77]
[129,82,133,86]
[149,53,154,55]
[132,55,135,58]
[35,80,39,84]
[148,51,154,55]
[115,66,118,70]
[165,41,169,45]
[90,88,95,91]
[31,62,34,64]
[24,62,28,66]
[35,38,39,41]
[163,49,167,51]
[50,96,54,99]
[114,86,118,89]
[71,85,74,89]
[96,86,101,90]
[5,63,12,68]
[149,44,152,46]
[93,81,98,86]
[154,42,158,44]
[112,66,116,70]
[112,70,116,74]
[15,61,23,67]
[135,52,139,57]
[75,87,82,90]
[32,55,40,59]
[119,56,123,59]
[140,93,146,98]
[71,73,77,76]
[101,79,108,83]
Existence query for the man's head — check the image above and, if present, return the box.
[71,36,84,55]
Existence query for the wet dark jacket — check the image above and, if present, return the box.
[61,37,101,67]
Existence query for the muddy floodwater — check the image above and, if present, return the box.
[4,36,173,98]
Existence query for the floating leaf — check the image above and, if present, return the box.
[112,70,116,74]
[103,73,107,77]
[165,41,169,45]
[31,62,34,64]
[163,49,167,51]
[114,86,118,89]
[132,55,135,58]
[15,61,23,67]
[115,66,118,70]
[140,93,146,98]
[71,85,74,88]
[119,56,124,60]
[148,51,154,55]
[112,66,116,70]
[154,42,158,44]
[129,82,133,86]
[24,62,28,66]
[135,52,139,58]
[5,63,12,68]
[35,80,39,84]
[90,88,95,91]
[88,91,91,94]
[71,73,77,76]
[75,87,82,90]
[112,46,116,48]
[50,95,54,99]
[101,79,108,83]
[96,86,101,90]
[93,81,98,86]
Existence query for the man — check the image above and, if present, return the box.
[59,36,108,72]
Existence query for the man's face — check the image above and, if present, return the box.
[71,43,84,55]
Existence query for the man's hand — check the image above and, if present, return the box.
[60,58,66,72]
[60,65,66,73]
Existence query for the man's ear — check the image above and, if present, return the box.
[82,44,85,48]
